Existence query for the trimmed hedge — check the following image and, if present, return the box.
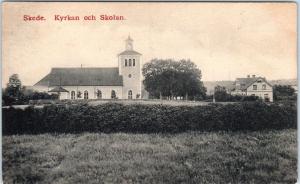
[3,102,297,135]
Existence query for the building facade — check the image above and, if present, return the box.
[33,36,142,100]
[231,75,273,102]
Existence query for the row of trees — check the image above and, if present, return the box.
[142,59,206,100]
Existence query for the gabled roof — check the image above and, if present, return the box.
[234,77,272,90]
[118,50,142,56]
[49,86,69,92]
[34,67,123,86]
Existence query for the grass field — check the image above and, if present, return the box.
[3,130,297,184]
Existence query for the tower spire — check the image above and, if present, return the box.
[125,35,133,50]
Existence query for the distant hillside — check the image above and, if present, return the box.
[203,79,297,94]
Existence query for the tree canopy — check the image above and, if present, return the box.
[142,59,206,100]
[273,85,296,101]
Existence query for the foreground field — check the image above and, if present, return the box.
[3,130,297,184]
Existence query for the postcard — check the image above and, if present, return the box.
[2,2,297,183]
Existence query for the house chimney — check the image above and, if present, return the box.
[247,75,250,78]
[252,75,256,78]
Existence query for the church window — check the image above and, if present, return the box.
[84,90,89,99]
[111,90,116,99]
[128,90,133,99]
[97,90,102,99]
[125,59,127,67]
[129,59,132,66]
[133,59,135,66]
[71,91,76,99]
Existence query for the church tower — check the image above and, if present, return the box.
[118,36,142,99]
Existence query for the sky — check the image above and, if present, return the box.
[2,2,297,86]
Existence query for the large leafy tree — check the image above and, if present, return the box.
[142,59,206,100]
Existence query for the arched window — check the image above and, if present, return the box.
[129,59,132,66]
[128,90,133,99]
[96,90,102,99]
[84,90,89,99]
[111,90,116,99]
[125,59,127,67]
[133,59,135,66]
[71,91,76,100]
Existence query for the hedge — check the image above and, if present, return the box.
[2,102,297,135]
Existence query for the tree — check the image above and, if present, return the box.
[5,74,22,98]
[214,85,228,102]
[273,85,296,101]
[142,59,206,100]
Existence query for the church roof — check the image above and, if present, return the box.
[118,50,142,56]
[34,67,123,86]
[48,86,69,92]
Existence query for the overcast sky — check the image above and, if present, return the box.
[3,2,297,86]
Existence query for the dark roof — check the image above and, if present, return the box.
[118,50,142,56]
[234,77,272,90]
[34,67,123,86]
[49,86,69,92]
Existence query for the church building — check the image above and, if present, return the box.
[33,36,142,100]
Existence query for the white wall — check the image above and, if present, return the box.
[246,81,273,102]
[49,86,123,99]
[119,54,142,99]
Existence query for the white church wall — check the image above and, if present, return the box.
[62,86,123,99]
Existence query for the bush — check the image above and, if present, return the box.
[2,102,296,135]
[215,94,259,102]
[2,91,59,106]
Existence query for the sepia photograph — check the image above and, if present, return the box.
[2,2,297,183]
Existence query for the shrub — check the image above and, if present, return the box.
[2,102,297,135]
[2,90,59,106]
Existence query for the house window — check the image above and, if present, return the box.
[84,90,88,99]
[262,84,266,90]
[125,59,127,67]
[111,90,116,99]
[128,74,132,78]
[128,90,133,99]
[71,91,76,99]
[129,59,132,66]
[96,90,102,99]
[253,85,257,90]
[133,59,135,66]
